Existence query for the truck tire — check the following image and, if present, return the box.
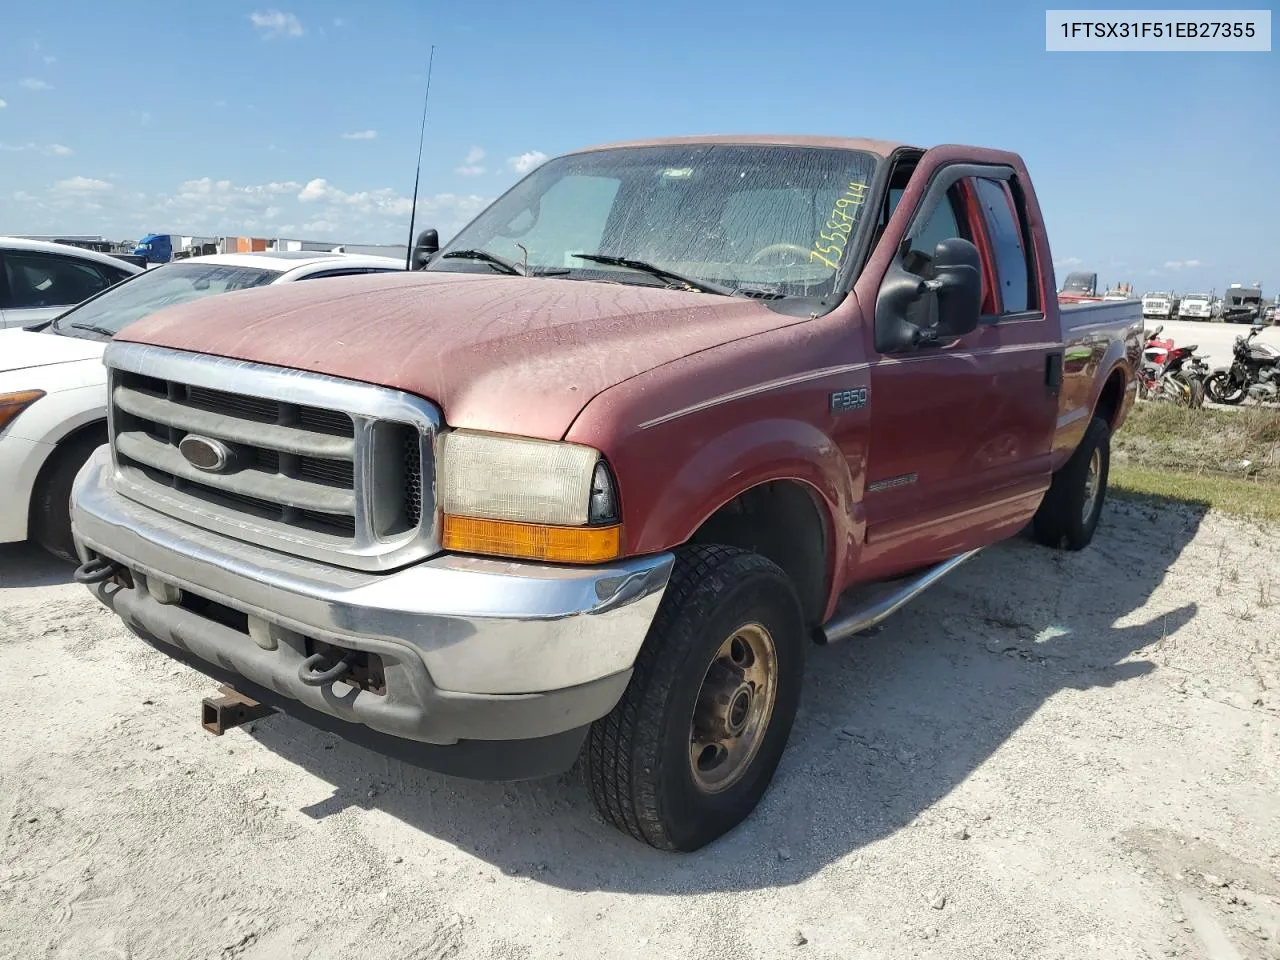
[30,429,106,563]
[1032,415,1110,551]
[584,545,805,851]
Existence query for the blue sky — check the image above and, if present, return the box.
[1,1,1275,295]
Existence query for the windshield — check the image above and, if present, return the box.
[52,261,278,336]
[429,144,881,298]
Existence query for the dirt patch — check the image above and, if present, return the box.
[1,500,1277,959]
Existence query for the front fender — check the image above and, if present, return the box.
[625,417,858,604]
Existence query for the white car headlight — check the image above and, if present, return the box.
[437,430,618,526]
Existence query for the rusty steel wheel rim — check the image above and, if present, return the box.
[689,622,778,794]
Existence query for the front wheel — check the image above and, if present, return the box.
[31,430,107,563]
[1032,415,1110,551]
[1205,371,1246,405]
[584,545,805,851]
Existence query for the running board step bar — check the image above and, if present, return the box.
[817,549,982,645]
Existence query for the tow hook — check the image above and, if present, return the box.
[297,651,359,687]
[73,555,128,586]
[201,685,274,736]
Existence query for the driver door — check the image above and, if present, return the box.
[859,168,1056,574]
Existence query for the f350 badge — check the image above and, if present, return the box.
[829,387,868,413]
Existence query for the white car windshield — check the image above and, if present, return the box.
[52,262,278,336]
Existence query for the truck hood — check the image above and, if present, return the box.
[114,270,794,438]
[0,328,107,374]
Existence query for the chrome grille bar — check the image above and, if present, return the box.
[103,341,440,572]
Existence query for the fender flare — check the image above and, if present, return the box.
[628,417,858,607]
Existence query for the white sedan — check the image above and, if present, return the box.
[0,251,405,560]
[1,236,143,328]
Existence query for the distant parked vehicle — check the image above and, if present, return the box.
[1141,291,1175,319]
[0,251,405,560]
[1058,270,1100,304]
[0,237,142,328]
[1103,282,1134,301]
[1178,292,1214,321]
[1221,283,1265,324]
[1205,324,1280,404]
[1137,325,1207,407]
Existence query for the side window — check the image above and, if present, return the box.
[974,177,1031,313]
[102,265,136,286]
[2,252,113,309]
[903,187,965,277]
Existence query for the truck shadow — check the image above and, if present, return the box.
[0,543,74,589]
[247,495,1208,893]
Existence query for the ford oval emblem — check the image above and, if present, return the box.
[178,435,233,473]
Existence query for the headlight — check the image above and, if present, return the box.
[437,430,621,563]
[0,390,46,432]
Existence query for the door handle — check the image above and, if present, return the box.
[1045,352,1063,394]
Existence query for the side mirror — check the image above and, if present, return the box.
[929,238,983,338]
[411,228,439,269]
[874,236,982,352]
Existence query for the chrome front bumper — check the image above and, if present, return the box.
[71,448,673,765]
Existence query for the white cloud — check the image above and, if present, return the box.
[340,129,377,141]
[5,172,488,246]
[0,99,7,109]
[507,151,547,175]
[44,55,56,65]
[19,78,53,91]
[1163,259,1202,270]
[1054,256,1083,268]
[139,111,151,126]
[333,17,346,27]
[54,176,113,194]
[249,9,303,39]
[456,146,487,176]
[2,141,74,156]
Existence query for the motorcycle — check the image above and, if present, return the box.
[1204,324,1280,405]
[1137,325,1208,407]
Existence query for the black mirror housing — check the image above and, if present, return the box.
[874,236,983,352]
[411,228,439,269]
[930,237,983,338]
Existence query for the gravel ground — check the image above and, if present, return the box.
[1,499,1277,960]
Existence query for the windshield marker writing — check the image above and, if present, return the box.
[810,181,868,270]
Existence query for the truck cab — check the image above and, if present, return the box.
[133,234,175,265]
[70,135,1139,851]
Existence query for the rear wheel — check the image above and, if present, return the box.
[1186,376,1206,409]
[1032,415,1110,551]
[584,545,805,851]
[30,429,107,563]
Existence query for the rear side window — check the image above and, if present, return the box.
[2,251,115,308]
[974,177,1030,313]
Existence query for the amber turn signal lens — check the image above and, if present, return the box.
[0,390,46,431]
[442,515,623,564]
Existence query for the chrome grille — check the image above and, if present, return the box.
[103,341,441,572]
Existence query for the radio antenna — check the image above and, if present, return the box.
[405,44,435,270]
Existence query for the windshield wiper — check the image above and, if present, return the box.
[67,322,119,337]
[440,249,567,277]
[570,253,736,297]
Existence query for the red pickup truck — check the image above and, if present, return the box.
[70,135,1141,851]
